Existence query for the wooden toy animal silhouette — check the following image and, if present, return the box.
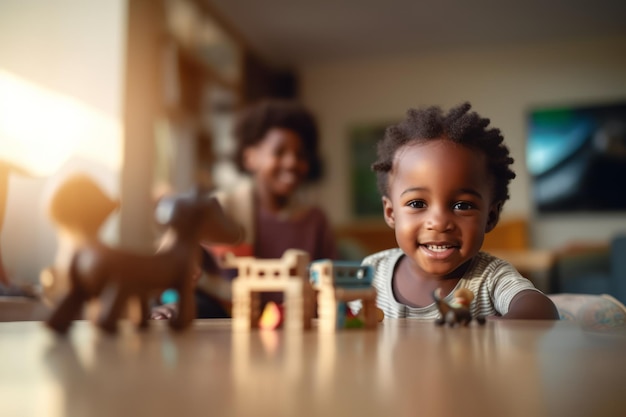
[45,178,241,334]
[433,288,486,327]
[40,174,119,307]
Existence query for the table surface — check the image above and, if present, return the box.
[1,318,625,417]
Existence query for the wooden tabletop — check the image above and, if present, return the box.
[1,318,625,417]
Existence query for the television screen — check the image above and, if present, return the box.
[527,101,626,213]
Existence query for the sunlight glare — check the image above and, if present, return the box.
[0,69,122,176]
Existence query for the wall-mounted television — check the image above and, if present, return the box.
[527,101,626,214]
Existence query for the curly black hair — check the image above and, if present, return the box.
[372,102,515,205]
[233,99,322,182]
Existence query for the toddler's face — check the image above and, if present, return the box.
[244,127,310,199]
[382,139,499,280]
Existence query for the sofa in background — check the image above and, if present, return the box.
[550,234,626,305]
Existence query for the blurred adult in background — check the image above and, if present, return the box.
[153,99,337,319]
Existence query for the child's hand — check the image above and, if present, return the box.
[151,304,177,320]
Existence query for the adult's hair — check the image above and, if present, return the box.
[372,102,515,205]
[233,99,322,181]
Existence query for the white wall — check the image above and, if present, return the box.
[0,0,127,283]
[0,0,126,120]
[300,36,626,249]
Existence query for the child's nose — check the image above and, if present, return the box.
[281,151,301,168]
[425,207,453,232]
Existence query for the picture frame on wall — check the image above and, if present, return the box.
[526,100,626,214]
[349,122,392,218]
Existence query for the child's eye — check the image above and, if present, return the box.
[407,200,426,209]
[453,201,474,211]
[272,147,286,157]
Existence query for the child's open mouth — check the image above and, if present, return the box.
[425,244,453,252]
[420,243,458,259]
[277,171,299,186]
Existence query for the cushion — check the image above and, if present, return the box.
[548,293,626,331]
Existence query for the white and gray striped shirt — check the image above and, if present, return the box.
[353,248,540,319]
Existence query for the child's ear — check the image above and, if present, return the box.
[485,201,503,233]
[382,196,395,229]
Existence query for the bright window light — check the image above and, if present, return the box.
[0,69,122,176]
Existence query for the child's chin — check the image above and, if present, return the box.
[416,257,462,277]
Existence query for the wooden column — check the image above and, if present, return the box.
[120,0,166,251]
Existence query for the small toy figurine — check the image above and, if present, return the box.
[45,175,241,334]
[433,288,486,327]
[309,259,382,331]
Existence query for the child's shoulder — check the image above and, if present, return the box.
[466,251,534,291]
[474,251,518,273]
[211,178,253,208]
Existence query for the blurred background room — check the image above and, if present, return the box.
[1,0,626,306]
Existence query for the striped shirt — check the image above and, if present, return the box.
[353,248,540,319]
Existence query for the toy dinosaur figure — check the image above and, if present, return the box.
[45,175,241,334]
[432,287,486,327]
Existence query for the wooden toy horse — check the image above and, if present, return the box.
[45,176,241,334]
[40,174,119,307]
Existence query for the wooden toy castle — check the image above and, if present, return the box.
[222,249,315,331]
[224,253,381,332]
